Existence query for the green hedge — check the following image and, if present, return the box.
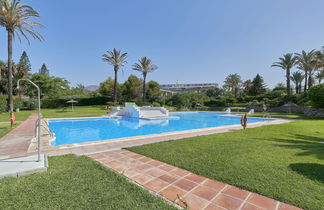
[0,96,38,112]
[41,97,109,108]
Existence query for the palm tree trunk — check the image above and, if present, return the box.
[286,68,291,95]
[308,74,312,89]
[142,74,146,102]
[113,66,118,104]
[295,83,298,94]
[304,71,308,92]
[7,30,13,113]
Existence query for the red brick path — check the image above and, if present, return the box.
[89,150,302,210]
[0,113,37,157]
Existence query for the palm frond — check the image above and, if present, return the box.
[102,49,127,69]
[0,0,44,44]
[132,57,158,76]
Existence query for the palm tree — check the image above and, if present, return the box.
[102,49,127,104]
[314,50,324,84]
[290,71,304,94]
[132,57,158,102]
[271,53,297,95]
[223,73,241,98]
[316,70,324,83]
[295,50,316,92]
[0,0,44,113]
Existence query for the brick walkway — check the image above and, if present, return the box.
[89,150,301,210]
[0,113,37,158]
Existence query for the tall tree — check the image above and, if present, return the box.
[249,74,266,96]
[18,51,31,74]
[242,79,253,95]
[98,77,115,98]
[39,63,49,75]
[271,53,297,95]
[0,0,44,112]
[102,49,127,104]
[122,75,142,102]
[295,50,316,91]
[132,57,158,102]
[290,71,304,94]
[223,73,241,98]
[146,80,161,103]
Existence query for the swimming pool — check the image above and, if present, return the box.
[49,112,272,146]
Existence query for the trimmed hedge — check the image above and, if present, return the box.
[41,97,109,108]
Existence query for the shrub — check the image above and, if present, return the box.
[225,97,237,104]
[23,99,38,110]
[14,98,23,110]
[152,102,161,107]
[0,96,7,112]
[41,98,67,108]
[308,84,324,108]
[205,98,226,107]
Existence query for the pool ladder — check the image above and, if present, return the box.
[35,119,54,138]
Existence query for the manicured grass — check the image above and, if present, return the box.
[128,120,324,210]
[247,112,307,119]
[0,155,175,209]
[41,105,109,118]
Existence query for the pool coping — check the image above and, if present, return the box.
[45,112,278,147]
[46,118,277,148]
[31,116,294,156]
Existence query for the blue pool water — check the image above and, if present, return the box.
[49,112,272,146]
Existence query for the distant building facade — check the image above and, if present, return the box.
[160,83,218,94]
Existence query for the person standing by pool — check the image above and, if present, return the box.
[241,114,247,129]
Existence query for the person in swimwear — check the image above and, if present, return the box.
[241,114,247,129]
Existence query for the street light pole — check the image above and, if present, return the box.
[17,79,41,162]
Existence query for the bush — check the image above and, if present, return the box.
[23,99,38,110]
[308,84,324,108]
[0,96,7,112]
[152,102,161,107]
[225,97,237,104]
[41,98,67,108]
[14,98,23,110]
[205,98,226,107]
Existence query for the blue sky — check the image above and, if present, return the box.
[0,0,323,88]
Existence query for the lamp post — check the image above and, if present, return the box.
[17,79,41,162]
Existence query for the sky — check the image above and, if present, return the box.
[0,0,324,88]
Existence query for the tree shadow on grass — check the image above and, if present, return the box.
[290,163,324,184]
[270,134,324,160]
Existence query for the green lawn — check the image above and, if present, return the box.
[41,105,109,118]
[0,155,175,209]
[247,112,307,119]
[128,120,324,210]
